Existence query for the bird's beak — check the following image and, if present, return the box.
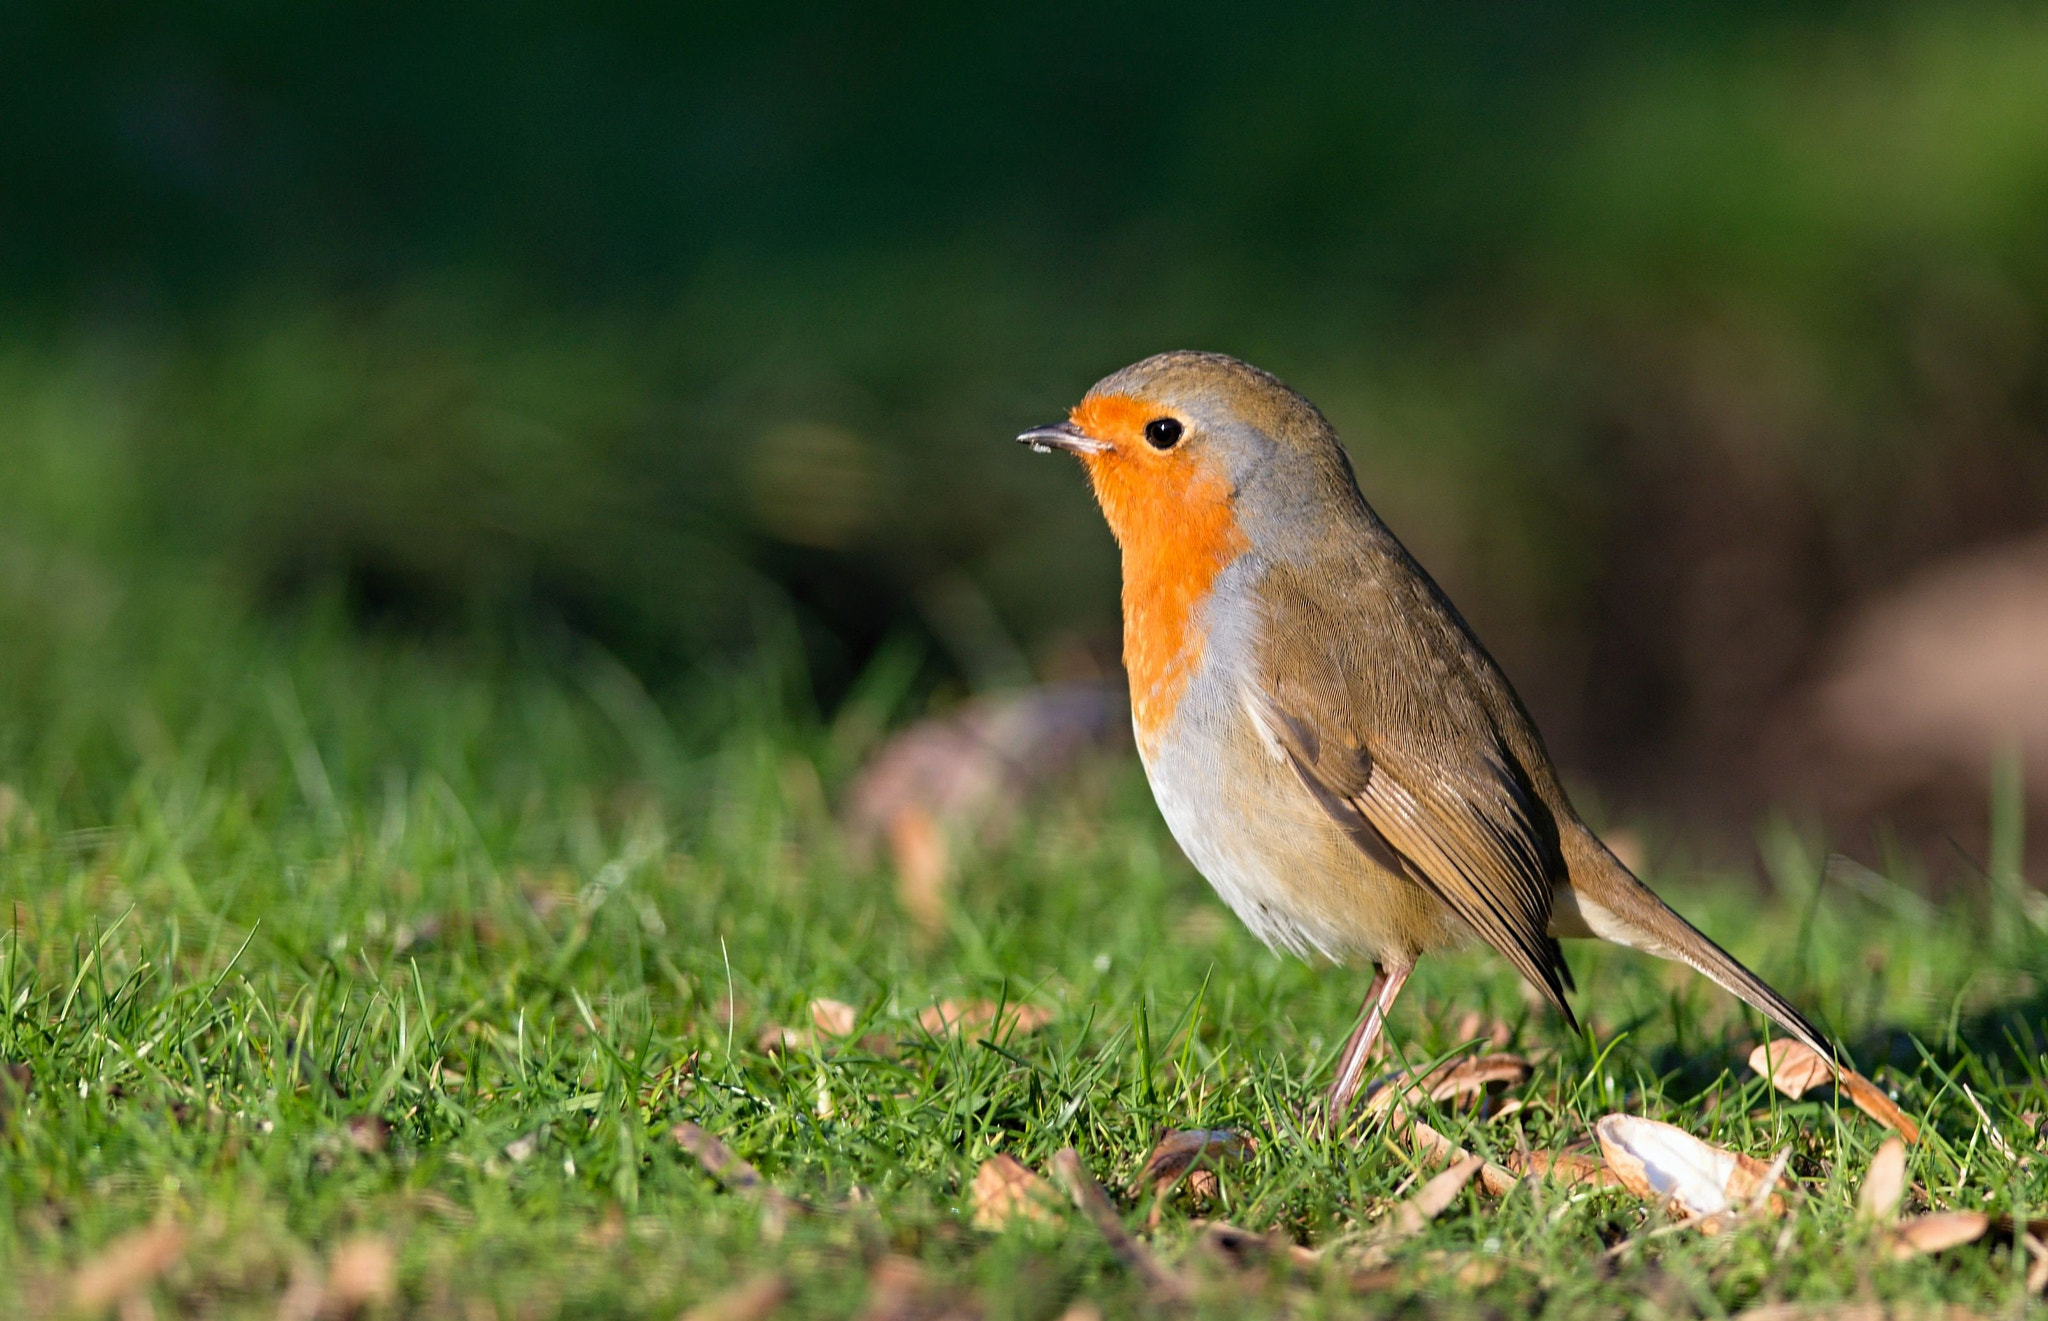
[1016,420,1110,455]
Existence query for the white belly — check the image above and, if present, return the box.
[1142,726,1361,960]
[1132,562,1463,968]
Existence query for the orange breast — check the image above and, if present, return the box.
[1072,395,1249,752]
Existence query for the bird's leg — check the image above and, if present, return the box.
[1323,962,1413,1131]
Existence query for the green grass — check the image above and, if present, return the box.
[1,608,2044,1318]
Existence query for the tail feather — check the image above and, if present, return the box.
[1554,834,1837,1064]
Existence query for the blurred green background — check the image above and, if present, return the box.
[3,0,2046,862]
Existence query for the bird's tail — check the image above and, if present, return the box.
[1552,831,1837,1064]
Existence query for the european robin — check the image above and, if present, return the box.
[1018,350,1834,1126]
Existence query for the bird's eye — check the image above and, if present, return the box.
[1143,417,1183,450]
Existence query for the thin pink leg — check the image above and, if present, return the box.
[1323,963,1412,1130]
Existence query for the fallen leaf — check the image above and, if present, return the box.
[1196,1221,1320,1272]
[857,1255,935,1321]
[325,1234,396,1310]
[1127,1129,1253,1198]
[841,683,1124,864]
[1737,1304,1984,1321]
[1450,1011,1514,1050]
[1389,1155,1483,1237]
[1050,1148,1190,1303]
[406,1189,473,1225]
[1837,1071,1921,1144]
[754,1023,811,1053]
[842,684,1126,935]
[275,1256,325,1321]
[1511,1149,1627,1191]
[673,1122,812,1236]
[1856,1138,1906,1222]
[680,1274,790,1321]
[1407,1119,1520,1197]
[1350,1157,1489,1269]
[0,1060,29,1129]
[1418,1248,1512,1287]
[1843,1073,1916,1146]
[809,998,858,1036]
[1889,1211,1989,1258]
[970,1155,1061,1231]
[886,808,952,938]
[1366,1053,1531,1119]
[1594,1115,1786,1220]
[1747,1040,1921,1144]
[918,999,1053,1039]
[344,1114,391,1155]
[70,1223,186,1313]
[2026,1233,2048,1296]
[1749,1040,1835,1099]
[0,784,34,847]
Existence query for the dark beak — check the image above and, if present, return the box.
[1015,420,1110,455]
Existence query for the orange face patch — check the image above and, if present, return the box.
[1070,393,1247,751]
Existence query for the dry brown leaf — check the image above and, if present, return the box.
[1734,1305,1976,1321]
[344,1114,390,1155]
[1857,1138,1906,1222]
[886,807,951,937]
[1512,1149,1627,1191]
[1595,1115,1786,1221]
[1749,1040,1835,1099]
[1127,1129,1252,1199]
[673,1122,811,1236]
[1425,1054,1531,1103]
[1747,1041,1921,1144]
[1195,1221,1321,1273]
[275,1257,325,1321]
[918,999,1053,1040]
[857,1255,937,1321]
[325,1234,396,1311]
[1366,1053,1531,1120]
[70,1223,186,1313]
[841,684,1125,938]
[2026,1234,2048,1296]
[679,1274,790,1321]
[1837,1070,1921,1144]
[1389,1155,1483,1237]
[406,1189,472,1226]
[0,1059,30,1128]
[809,998,858,1036]
[1416,1248,1515,1288]
[1049,1148,1190,1303]
[1889,1211,1990,1258]
[970,1155,1061,1231]
[754,1023,811,1053]
[1406,1119,1519,1197]
[1450,1010,1514,1050]
[841,684,1123,858]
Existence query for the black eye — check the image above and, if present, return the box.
[1143,417,1183,450]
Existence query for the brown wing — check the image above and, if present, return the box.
[1248,686,1578,1026]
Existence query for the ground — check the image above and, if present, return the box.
[0,620,2042,1319]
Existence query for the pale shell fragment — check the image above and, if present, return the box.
[1594,1114,1785,1218]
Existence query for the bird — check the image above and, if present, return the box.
[1016,350,1836,1128]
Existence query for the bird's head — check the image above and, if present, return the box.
[1017,351,1359,559]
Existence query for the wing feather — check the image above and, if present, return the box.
[1251,685,1577,1025]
